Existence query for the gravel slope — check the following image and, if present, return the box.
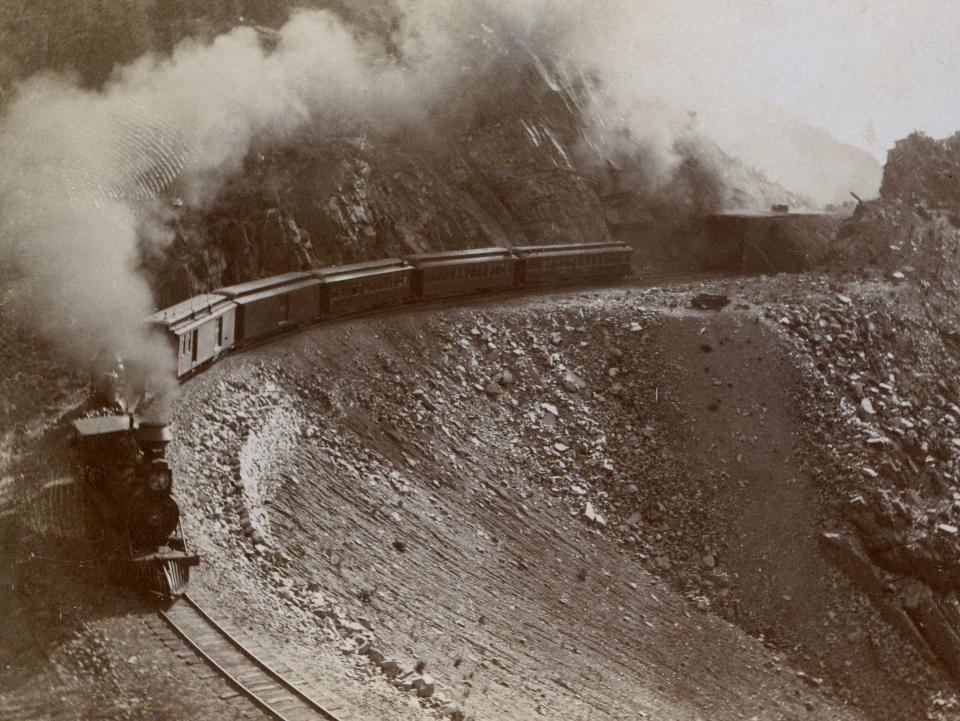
[5,276,957,720]
[170,278,950,720]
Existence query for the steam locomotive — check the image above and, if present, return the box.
[72,414,198,595]
[148,242,633,377]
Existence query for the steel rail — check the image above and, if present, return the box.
[159,593,344,721]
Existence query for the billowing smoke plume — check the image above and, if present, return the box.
[0,0,879,415]
[0,6,505,413]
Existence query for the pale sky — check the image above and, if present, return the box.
[647,0,960,158]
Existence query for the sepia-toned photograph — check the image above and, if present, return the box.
[2,2,960,719]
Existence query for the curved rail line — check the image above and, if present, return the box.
[159,594,349,721]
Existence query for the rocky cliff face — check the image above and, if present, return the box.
[880,132,960,218]
[147,53,804,306]
[0,1,833,308]
[144,55,619,305]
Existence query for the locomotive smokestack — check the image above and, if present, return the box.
[135,420,171,440]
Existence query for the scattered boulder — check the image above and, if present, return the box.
[690,293,730,311]
[412,674,436,698]
[562,371,587,394]
[484,381,503,396]
[379,659,403,679]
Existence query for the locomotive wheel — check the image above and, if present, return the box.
[126,491,179,549]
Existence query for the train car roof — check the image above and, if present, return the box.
[317,264,411,284]
[313,258,408,278]
[216,271,315,298]
[404,247,512,264]
[513,242,631,255]
[171,302,237,335]
[705,212,826,220]
[409,255,513,270]
[230,277,322,305]
[72,415,132,438]
[146,293,231,326]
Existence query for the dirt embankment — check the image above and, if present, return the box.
[7,274,960,720]
[165,278,955,721]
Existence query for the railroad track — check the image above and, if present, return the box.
[159,594,349,721]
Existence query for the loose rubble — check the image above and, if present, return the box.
[163,275,960,720]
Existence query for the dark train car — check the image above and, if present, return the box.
[216,272,323,343]
[404,248,516,301]
[512,242,633,287]
[147,293,237,378]
[314,258,412,318]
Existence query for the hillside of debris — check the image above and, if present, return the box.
[154,277,960,721]
[7,254,960,720]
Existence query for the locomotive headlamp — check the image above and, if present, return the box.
[147,467,171,493]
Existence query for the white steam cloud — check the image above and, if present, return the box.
[0,1,879,414]
[0,7,455,411]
